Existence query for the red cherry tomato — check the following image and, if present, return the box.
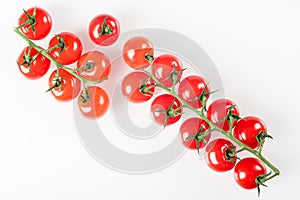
[89,14,120,46]
[150,94,182,126]
[121,71,155,103]
[17,46,50,80]
[48,32,83,65]
[233,116,267,149]
[152,54,183,88]
[205,139,237,172]
[178,75,210,109]
[18,7,52,40]
[179,118,210,150]
[207,99,240,132]
[78,86,109,119]
[123,36,154,69]
[234,157,267,189]
[76,51,111,82]
[48,68,81,102]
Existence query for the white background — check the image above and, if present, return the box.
[1,0,300,199]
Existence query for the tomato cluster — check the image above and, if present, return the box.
[16,6,278,194]
[16,7,120,119]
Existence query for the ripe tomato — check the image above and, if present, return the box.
[78,86,109,119]
[152,54,183,88]
[17,46,50,80]
[121,71,155,103]
[178,75,210,109]
[76,51,111,82]
[48,32,83,65]
[18,7,52,40]
[179,118,210,150]
[233,116,267,149]
[205,139,237,172]
[89,14,120,46]
[123,36,154,69]
[234,157,267,189]
[207,99,240,132]
[48,68,81,102]
[150,94,182,126]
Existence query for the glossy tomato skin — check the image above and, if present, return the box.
[178,75,210,109]
[152,54,183,88]
[18,7,52,40]
[179,118,210,150]
[205,139,237,172]
[121,71,155,103]
[151,94,182,126]
[76,51,111,82]
[78,86,109,119]
[123,36,154,69]
[234,157,267,189]
[48,32,83,65]
[89,14,120,46]
[207,99,240,132]
[17,46,50,80]
[48,68,81,102]
[233,116,267,149]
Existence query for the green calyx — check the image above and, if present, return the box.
[186,127,211,154]
[80,88,90,103]
[155,99,182,128]
[18,7,37,36]
[99,17,113,36]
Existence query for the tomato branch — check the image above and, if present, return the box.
[14,28,106,85]
[144,54,280,185]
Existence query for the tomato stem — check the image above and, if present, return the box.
[14,28,107,85]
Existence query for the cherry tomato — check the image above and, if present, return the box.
[18,7,52,40]
[205,139,237,172]
[89,14,120,46]
[48,32,83,65]
[152,54,183,88]
[179,118,210,150]
[123,36,154,69]
[234,157,267,189]
[121,71,155,103]
[78,86,109,119]
[150,94,182,126]
[178,75,210,109]
[233,116,267,149]
[17,46,50,80]
[48,68,81,102]
[76,51,111,82]
[207,99,240,132]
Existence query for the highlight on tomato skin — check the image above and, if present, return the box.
[123,36,154,69]
[17,46,51,80]
[206,99,240,132]
[121,71,155,103]
[233,116,267,149]
[48,68,81,102]
[76,51,111,82]
[177,75,210,109]
[179,117,210,150]
[77,86,110,119]
[234,157,267,190]
[48,32,83,65]
[18,7,52,40]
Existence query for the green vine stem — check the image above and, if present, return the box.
[145,56,280,185]
[14,28,105,85]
